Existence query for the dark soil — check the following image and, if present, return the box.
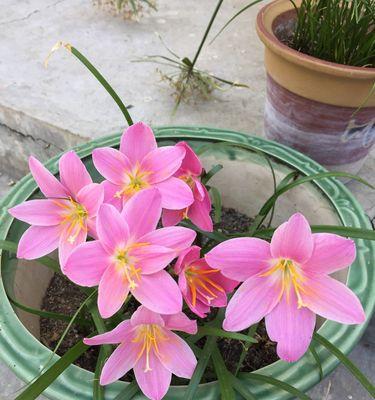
[40,207,278,381]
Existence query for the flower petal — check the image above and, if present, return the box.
[76,183,104,217]
[301,274,365,324]
[100,342,141,385]
[98,263,130,318]
[29,156,68,198]
[59,151,92,195]
[101,180,123,211]
[92,147,132,185]
[134,351,172,400]
[17,225,60,259]
[188,197,213,232]
[140,227,196,253]
[157,329,197,378]
[205,238,272,282]
[84,320,133,345]
[130,305,165,326]
[130,245,176,275]
[121,188,161,239]
[64,240,110,286]
[303,233,356,274]
[141,146,185,184]
[8,199,63,226]
[155,177,194,210]
[176,141,202,176]
[174,245,201,274]
[120,122,157,164]
[59,226,87,269]
[265,289,316,362]
[132,270,182,315]
[223,275,280,332]
[161,209,183,227]
[271,213,313,264]
[161,312,198,334]
[97,204,130,252]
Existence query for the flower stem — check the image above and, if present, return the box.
[69,45,134,126]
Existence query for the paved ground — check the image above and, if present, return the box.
[0,0,373,399]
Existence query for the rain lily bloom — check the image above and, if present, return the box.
[65,188,196,318]
[8,152,103,269]
[162,141,213,232]
[206,213,366,362]
[174,245,238,317]
[84,306,197,400]
[93,122,194,211]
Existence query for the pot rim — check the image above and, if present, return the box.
[256,0,375,79]
[0,126,374,400]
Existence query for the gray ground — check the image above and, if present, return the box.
[0,0,373,399]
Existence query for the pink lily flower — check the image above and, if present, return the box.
[174,245,238,317]
[84,306,197,400]
[8,152,104,269]
[92,122,194,211]
[162,141,213,232]
[206,213,366,362]
[65,188,196,318]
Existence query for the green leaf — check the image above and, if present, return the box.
[253,225,375,241]
[7,294,90,327]
[0,240,60,273]
[87,301,111,400]
[251,171,374,232]
[69,46,133,126]
[201,164,223,184]
[197,326,257,343]
[235,323,258,376]
[15,340,89,400]
[230,374,257,400]
[182,57,193,67]
[210,0,264,44]
[211,344,235,400]
[210,186,222,224]
[245,372,311,400]
[113,381,140,400]
[309,342,323,381]
[313,333,375,397]
[185,335,217,400]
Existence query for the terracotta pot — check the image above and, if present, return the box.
[256,0,375,174]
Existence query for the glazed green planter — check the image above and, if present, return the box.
[0,127,373,400]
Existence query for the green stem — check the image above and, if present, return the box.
[191,0,224,68]
[15,340,89,400]
[69,46,133,126]
[314,333,375,397]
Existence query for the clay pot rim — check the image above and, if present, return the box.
[256,0,375,79]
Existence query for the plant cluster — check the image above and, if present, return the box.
[291,0,375,67]
[5,44,374,400]
[94,0,157,19]
[8,122,373,400]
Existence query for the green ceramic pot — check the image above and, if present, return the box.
[0,127,373,400]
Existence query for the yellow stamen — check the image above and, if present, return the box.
[261,259,306,308]
[53,198,88,244]
[132,324,167,372]
[179,174,195,189]
[113,243,148,289]
[115,165,151,199]
[185,266,224,306]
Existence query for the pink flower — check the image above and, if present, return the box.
[84,306,197,400]
[65,188,196,318]
[93,122,194,211]
[8,152,104,269]
[205,213,366,362]
[162,141,213,232]
[174,245,238,317]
